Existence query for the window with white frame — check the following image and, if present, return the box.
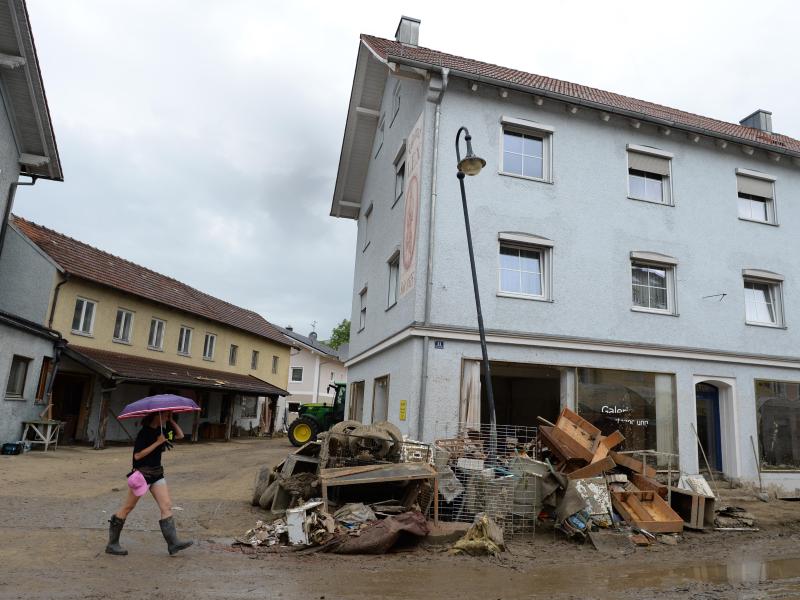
[271,354,278,374]
[387,253,400,308]
[203,333,216,360]
[736,169,776,224]
[251,350,259,370]
[362,204,373,251]
[627,145,673,205]
[375,115,385,157]
[5,355,31,398]
[390,81,401,126]
[497,233,553,301]
[148,318,166,350]
[743,270,784,327]
[229,344,238,366]
[359,288,367,331]
[500,117,553,182]
[71,297,96,335]
[291,367,304,382]
[113,309,133,343]
[630,252,678,314]
[177,326,192,355]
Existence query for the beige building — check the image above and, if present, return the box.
[13,216,293,446]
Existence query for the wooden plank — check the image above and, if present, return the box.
[555,408,602,454]
[550,426,595,462]
[567,456,616,480]
[609,451,657,478]
[320,464,388,479]
[611,490,683,533]
[93,390,111,450]
[630,473,668,499]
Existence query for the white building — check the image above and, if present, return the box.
[330,17,800,489]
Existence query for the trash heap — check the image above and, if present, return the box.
[239,421,436,553]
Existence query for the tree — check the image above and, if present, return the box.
[327,319,350,350]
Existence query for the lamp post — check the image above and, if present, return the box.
[455,126,497,460]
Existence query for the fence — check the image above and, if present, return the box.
[433,422,541,537]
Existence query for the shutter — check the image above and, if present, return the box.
[628,151,671,176]
[737,174,773,198]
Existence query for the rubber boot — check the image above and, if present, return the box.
[105,515,128,555]
[159,516,193,555]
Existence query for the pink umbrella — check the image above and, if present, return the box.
[117,394,200,420]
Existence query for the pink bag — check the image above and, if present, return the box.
[127,470,148,497]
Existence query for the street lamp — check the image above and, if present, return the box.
[455,126,497,460]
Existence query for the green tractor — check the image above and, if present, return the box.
[287,382,346,447]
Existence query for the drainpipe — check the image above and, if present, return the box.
[48,273,69,328]
[417,68,447,441]
[0,176,37,263]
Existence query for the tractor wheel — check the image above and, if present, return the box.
[288,416,319,447]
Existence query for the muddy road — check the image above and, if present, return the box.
[3,438,800,599]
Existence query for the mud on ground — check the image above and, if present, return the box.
[2,438,800,599]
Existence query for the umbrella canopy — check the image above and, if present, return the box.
[117,394,200,420]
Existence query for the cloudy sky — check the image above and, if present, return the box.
[16,0,799,339]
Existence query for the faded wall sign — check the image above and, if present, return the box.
[399,112,424,298]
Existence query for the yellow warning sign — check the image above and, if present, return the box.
[399,399,407,421]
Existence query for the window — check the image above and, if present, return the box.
[630,252,678,315]
[736,169,776,224]
[229,344,238,366]
[362,204,373,251]
[359,288,367,331]
[497,233,553,301]
[577,368,676,462]
[291,367,304,382]
[148,318,166,350]
[375,115,385,157]
[756,380,800,470]
[35,356,53,404]
[203,333,216,360]
[71,297,96,336]
[387,254,400,308]
[394,161,405,208]
[627,146,672,205]
[241,396,258,419]
[390,82,401,125]
[271,355,278,374]
[743,270,784,327]
[330,371,335,381]
[251,350,259,370]
[112,309,134,343]
[372,375,390,423]
[6,355,31,398]
[500,117,553,182]
[348,381,365,421]
[177,326,192,355]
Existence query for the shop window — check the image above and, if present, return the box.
[577,368,676,461]
[756,380,800,470]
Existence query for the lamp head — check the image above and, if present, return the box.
[457,154,486,176]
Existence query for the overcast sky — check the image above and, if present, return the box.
[16,0,799,339]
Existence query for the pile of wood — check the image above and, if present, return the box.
[539,408,683,533]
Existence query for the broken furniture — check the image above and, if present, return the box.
[611,490,684,533]
[669,486,715,530]
[320,462,439,525]
[20,419,62,452]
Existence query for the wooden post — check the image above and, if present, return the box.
[224,394,235,442]
[94,388,112,450]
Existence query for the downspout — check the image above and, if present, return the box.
[48,273,69,328]
[0,176,37,263]
[417,67,447,440]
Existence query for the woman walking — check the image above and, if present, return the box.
[106,410,193,556]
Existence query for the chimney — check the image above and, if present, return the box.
[286,325,293,331]
[395,16,420,46]
[739,109,773,133]
[309,331,318,341]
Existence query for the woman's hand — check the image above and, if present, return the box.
[156,434,167,446]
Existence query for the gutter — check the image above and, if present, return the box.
[386,54,800,161]
[0,308,60,341]
[47,272,69,328]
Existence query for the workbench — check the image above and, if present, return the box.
[21,420,62,452]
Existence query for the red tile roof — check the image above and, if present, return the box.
[361,35,800,156]
[67,345,289,396]
[12,216,291,347]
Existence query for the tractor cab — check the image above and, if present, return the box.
[287,382,347,447]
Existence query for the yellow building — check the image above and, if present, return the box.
[13,216,293,446]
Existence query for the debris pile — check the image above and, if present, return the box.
[239,421,436,553]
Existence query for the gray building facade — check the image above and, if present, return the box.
[332,18,800,490]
